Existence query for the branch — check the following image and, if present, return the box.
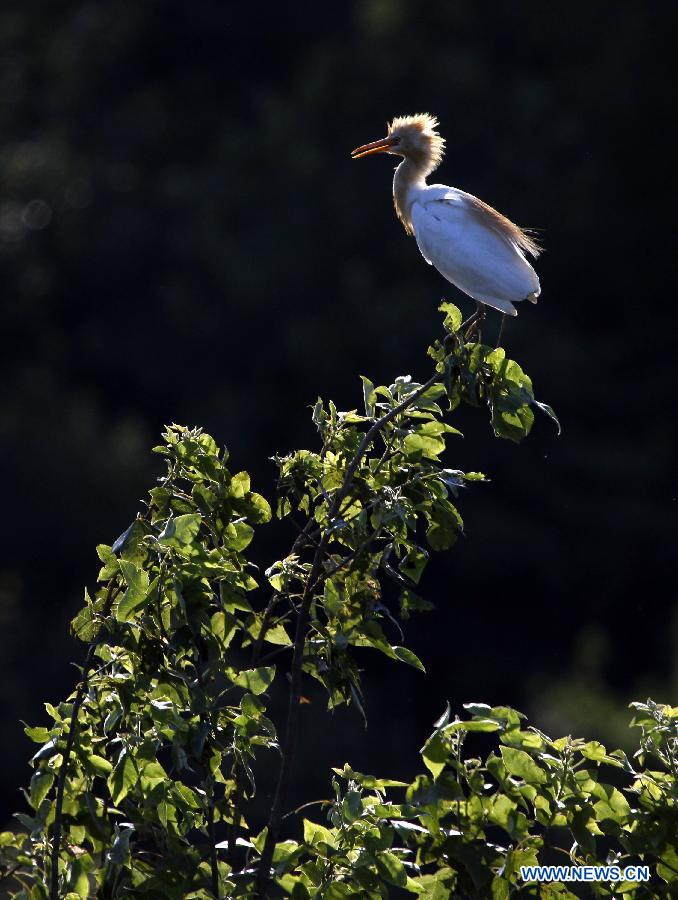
[227,763,244,871]
[282,798,331,822]
[191,625,220,898]
[49,581,120,900]
[251,594,279,666]
[207,783,219,898]
[254,360,445,893]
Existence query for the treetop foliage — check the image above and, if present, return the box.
[0,308,673,898]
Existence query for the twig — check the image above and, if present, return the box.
[191,634,220,898]
[0,862,21,886]
[253,644,293,667]
[251,594,279,666]
[255,364,444,894]
[207,782,219,898]
[49,582,120,900]
[291,516,317,554]
[227,761,244,871]
[320,532,381,582]
[282,798,331,822]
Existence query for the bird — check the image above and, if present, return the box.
[351,114,541,327]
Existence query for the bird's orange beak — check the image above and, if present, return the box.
[351,136,396,159]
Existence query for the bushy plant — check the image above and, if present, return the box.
[1,307,674,898]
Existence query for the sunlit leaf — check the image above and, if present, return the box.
[228,666,276,695]
[29,770,54,809]
[499,746,547,785]
[158,513,201,546]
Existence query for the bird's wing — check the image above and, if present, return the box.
[410,188,540,315]
[424,186,541,257]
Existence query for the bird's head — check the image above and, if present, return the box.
[351,113,445,174]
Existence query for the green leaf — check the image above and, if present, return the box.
[421,730,449,779]
[426,499,462,551]
[323,579,342,616]
[261,622,292,646]
[96,544,119,580]
[444,718,502,734]
[361,375,376,416]
[87,754,113,776]
[24,725,50,743]
[462,702,492,716]
[376,850,407,887]
[241,693,264,719]
[71,604,100,642]
[224,520,254,551]
[403,430,445,460]
[499,746,547,785]
[406,874,453,898]
[140,759,168,791]
[173,782,201,810]
[231,471,250,498]
[489,793,517,830]
[0,832,19,847]
[491,403,534,443]
[593,785,631,823]
[30,769,54,809]
[392,646,425,672]
[229,666,276,695]
[107,750,138,804]
[324,884,355,899]
[501,728,544,750]
[303,819,335,847]
[158,513,202,546]
[491,876,510,900]
[533,399,561,434]
[581,740,607,762]
[116,560,151,622]
[210,611,237,649]
[439,301,462,333]
[399,548,429,585]
[657,846,678,884]
[570,807,596,856]
[341,790,363,824]
[400,588,434,617]
[245,491,272,523]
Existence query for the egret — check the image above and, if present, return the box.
[351,114,541,333]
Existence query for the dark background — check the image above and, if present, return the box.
[1,0,676,829]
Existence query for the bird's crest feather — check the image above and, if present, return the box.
[388,113,446,172]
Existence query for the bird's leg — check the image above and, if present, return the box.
[460,309,478,331]
[461,301,483,331]
[463,301,486,342]
[495,313,507,348]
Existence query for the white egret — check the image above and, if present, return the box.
[351,114,541,330]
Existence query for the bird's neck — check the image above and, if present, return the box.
[393,158,427,235]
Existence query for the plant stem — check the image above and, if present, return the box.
[207,783,219,898]
[255,365,443,894]
[227,757,245,871]
[251,594,279,666]
[282,798,331,822]
[192,632,220,897]
[49,582,119,900]
[254,539,327,893]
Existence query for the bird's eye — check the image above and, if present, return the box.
[392,136,401,144]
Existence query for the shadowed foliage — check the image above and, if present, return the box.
[1,312,675,897]
[0,0,675,873]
